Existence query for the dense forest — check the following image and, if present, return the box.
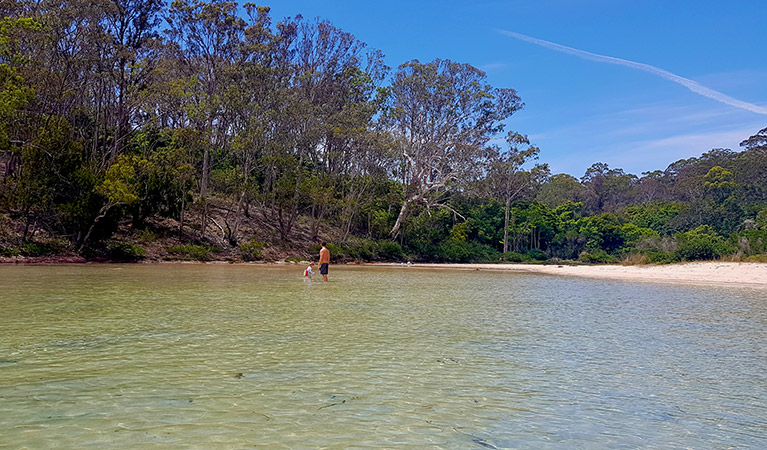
[1,0,766,264]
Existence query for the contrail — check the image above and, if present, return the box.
[498,30,767,115]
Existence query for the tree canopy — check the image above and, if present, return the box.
[1,1,766,265]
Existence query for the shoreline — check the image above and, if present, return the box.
[3,257,766,289]
[388,262,767,289]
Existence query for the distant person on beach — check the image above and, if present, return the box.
[304,264,314,280]
[319,243,330,282]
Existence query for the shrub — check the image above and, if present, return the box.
[0,245,19,256]
[744,254,767,263]
[136,229,158,244]
[674,225,730,261]
[106,240,146,261]
[578,250,618,264]
[526,248,549,261]
[239,240,267,261]
[20,242,58,256]
[167,244,213,261]
[373,240,404,261]
[644,250,676,264]
[501,251,525,262]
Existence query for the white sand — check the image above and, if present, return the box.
[387,262,767,289]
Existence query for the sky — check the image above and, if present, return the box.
[258,0,767,177]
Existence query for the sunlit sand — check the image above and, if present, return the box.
[388,262,767,288]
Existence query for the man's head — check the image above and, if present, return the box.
[321,242,327,247]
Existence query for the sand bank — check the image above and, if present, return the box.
[392,262,767,289]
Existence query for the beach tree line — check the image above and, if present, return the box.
[1,0,766,263]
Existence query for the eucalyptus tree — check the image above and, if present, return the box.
[580,163,638,213]
[739,126,767,152]
[536,173,588,208]
[102,0,164,162]
[482,131,548,253]
[384,58,523,236]
[0,12,39,181]
[164,0,246,237]
[257,14,385,241]
[15,0,111,137]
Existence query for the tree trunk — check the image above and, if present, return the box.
[390,193,421,237]
[503,196,511,253]
[78,203,116,252]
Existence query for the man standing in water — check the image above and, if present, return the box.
[319,243,330,282]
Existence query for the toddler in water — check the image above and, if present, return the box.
[304,264,314,279]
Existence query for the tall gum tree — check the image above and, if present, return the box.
[164,0,246,238]
[483,131,548,253]
[385,59,523,236]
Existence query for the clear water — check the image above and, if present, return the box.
[0,264,765,449]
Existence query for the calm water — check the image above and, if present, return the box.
[0,264,765,449]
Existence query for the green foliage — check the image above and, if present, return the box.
[756,208,767,230]
[2,1,766,265]
[106,240,146,261]
[621,202,686,235]
[166,244,214,261]
[344,239,404,261]
[674,225,730,261]
[501,251,525,262]
[579,213,624,254]
[578,249,618,264]
[526,248,549,261]
[731,229,767,256]
[439,223,471,262]
[20,242,59,257]
[325,243,345,261]
[239,239,267,261]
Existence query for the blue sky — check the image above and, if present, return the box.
[260,0,767,177]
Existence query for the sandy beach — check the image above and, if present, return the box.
[395,262,767,289]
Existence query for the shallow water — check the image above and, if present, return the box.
[0,264,765,449]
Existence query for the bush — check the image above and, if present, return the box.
[526,248,549,261]
[374,240,404,261]
[674,225,730,261]
[106,240,146,261]
[166,244,213,261]
[644,250,676,264]
[325,243,345,261]
[239,240,267,261]
[0,245,19,256]
[501,251,525,262]
[578,250,618,264]
[20,242,58,256]
[732,229,767,255]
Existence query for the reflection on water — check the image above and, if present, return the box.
[1,264,765,448]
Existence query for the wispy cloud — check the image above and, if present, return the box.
[498,30,767,115]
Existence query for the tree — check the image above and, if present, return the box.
[536,173,587,207]
[482,131,547,253]
[580,163,637,213]
[740,126,767,152]
[79,154,146,251]
[164,0,246,238]
[102,0,164,162]
[385,58,523,236]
